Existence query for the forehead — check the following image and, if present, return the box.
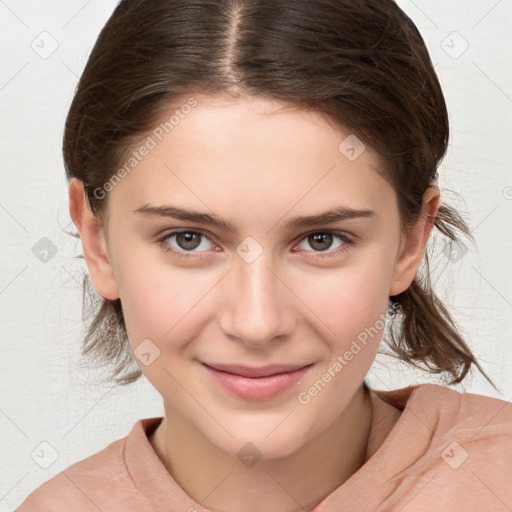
[108,94,396,224]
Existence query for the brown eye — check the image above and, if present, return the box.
[158,229,215,256]
[295,231,352,256]
[175,232,202,251]
[308,233,334,251]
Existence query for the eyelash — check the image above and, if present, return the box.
[156,229,354,259]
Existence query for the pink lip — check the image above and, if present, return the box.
[201,362,314,401]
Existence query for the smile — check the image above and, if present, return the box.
[201,362,315,401]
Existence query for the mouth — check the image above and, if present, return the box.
[201,362,315,401]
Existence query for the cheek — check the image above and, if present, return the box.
[295,261,391,428]
[119,271,189,340]
[300,257,393,343]
[115,251,225,352]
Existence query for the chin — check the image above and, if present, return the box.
[207,414,316,462]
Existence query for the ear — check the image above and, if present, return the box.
[68,178,120,300]
[389,186,440,296]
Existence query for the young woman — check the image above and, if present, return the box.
[16,0,511,511]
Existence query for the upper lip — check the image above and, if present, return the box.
[202,362,313,378]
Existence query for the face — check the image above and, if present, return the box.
[88,94,412,460]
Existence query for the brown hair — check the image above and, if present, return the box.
[65,0,497,389]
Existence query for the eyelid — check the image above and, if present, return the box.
[292,230,354,256]
[295,228,355,242]
[157,228,217,250]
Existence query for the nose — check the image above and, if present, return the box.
[218,254,296,348]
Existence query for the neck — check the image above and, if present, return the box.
[150,384,377,512]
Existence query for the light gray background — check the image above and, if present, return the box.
[1,0,511,510]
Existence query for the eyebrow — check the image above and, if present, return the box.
[133,204,376,232]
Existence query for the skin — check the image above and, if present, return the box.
[69,94,439,512]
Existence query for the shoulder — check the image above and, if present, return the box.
[416,383,512,467]
[15,439,125,511]
[374,383,512,511]
[416,384,512,510]
[15,418,162,512]
[375,382,511,434]
[410,382,511,434]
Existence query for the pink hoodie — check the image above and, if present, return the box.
[16,383,512,511]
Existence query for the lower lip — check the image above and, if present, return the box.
[202,364,313,401]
